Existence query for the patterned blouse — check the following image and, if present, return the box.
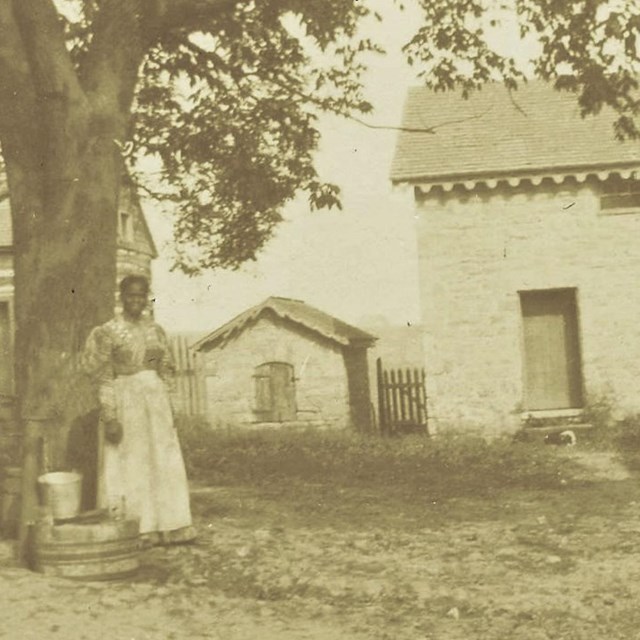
[81,316,175,421]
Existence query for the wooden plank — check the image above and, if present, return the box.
[270,363,296,422]
[376,358,386,435]
[521,290,583,411]
[382,369,388,432]
[522,313,568,409]
[414,368,424,427]
[18,417,48,566]
[421,368,429,435]
[389,370,399,435]
[398,369,407,425]
[406,369,416,426]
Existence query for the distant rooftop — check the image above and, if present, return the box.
[192,296,377,351]
[0,171,157,256]
[391,80,640,185]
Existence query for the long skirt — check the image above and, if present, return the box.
[98,370,194,542]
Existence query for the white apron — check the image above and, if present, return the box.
[97,369,193,536]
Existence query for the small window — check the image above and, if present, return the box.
[253,362,296,422]
[600,178,640,215]
[119,211,134,242]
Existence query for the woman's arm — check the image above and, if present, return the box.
[155,324,179,416]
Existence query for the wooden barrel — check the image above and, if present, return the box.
[33,517,140,580]
[1,466,21,539]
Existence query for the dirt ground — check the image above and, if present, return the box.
[2,450,640,639]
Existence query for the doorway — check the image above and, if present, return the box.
[519,288,583,411]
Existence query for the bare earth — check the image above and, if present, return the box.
[1,450,640,640]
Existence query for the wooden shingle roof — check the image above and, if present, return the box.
[193,297,377,352]
[391,80,640,187]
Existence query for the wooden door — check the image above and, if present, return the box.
[520,289,583,411]
[253,362,296,422]
[269,363,296,422]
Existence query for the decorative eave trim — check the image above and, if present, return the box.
[403,164,640,195]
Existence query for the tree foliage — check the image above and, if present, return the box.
[3,0,639,274]
[405,0,639,137]
[43,0,638,275]
[50,0,381,273]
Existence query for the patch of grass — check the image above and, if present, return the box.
[176,416,576,499]
[608,414,640,470]
[567,409,640,470]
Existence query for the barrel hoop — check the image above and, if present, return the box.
[36,541,140,562]
[38,522,140,541]
[36,550,139,566]
[35,534,139,549]
[37,560,140,582]
[64,568,139,582]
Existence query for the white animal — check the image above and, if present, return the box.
[544,430,577,446]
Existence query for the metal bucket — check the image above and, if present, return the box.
[37,471,82,521]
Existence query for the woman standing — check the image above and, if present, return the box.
[81,275,195,545]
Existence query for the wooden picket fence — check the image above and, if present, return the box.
[376,358,429,436]
[168,335,203,416]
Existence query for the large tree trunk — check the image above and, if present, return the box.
[0,7,149,559]
[6,133,120,466]
[0,0,148,467]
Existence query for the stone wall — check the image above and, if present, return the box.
[415,178,640,433]
[196,313,352,429]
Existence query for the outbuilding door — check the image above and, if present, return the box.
[254,362,297,422]
[520,289,583,411]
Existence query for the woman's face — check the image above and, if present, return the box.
[121,282,148,319]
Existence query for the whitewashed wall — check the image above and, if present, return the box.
[415,179,640,433]
[197,314,352,429]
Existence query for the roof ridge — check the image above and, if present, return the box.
[192,296,377,352]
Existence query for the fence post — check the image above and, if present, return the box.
[376,358,385,435]
[17,415,50,566]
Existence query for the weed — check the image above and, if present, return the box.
[176,416,574,498]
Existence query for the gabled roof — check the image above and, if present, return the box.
[391,80,640,187]
[193,297,377,352]
[118,174,158,259]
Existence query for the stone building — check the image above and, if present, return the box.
[0,173,157,397]
[193,297,377,431]
[391,81,640,434]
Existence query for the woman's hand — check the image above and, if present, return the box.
[104,418,123,445]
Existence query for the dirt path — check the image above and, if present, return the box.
[2,455,640,639]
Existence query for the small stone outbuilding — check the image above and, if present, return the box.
[192,297,377,431]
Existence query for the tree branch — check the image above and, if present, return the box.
[11,0,86,107]
[0,1,39,139]
[79,1,150,122]
[153,0,246,34]
[0,1,46,194]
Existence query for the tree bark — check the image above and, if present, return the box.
[7,136,121,465]
[0,1,148,466]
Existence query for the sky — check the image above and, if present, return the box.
[145,1,533,335]
[144,1,424,335]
